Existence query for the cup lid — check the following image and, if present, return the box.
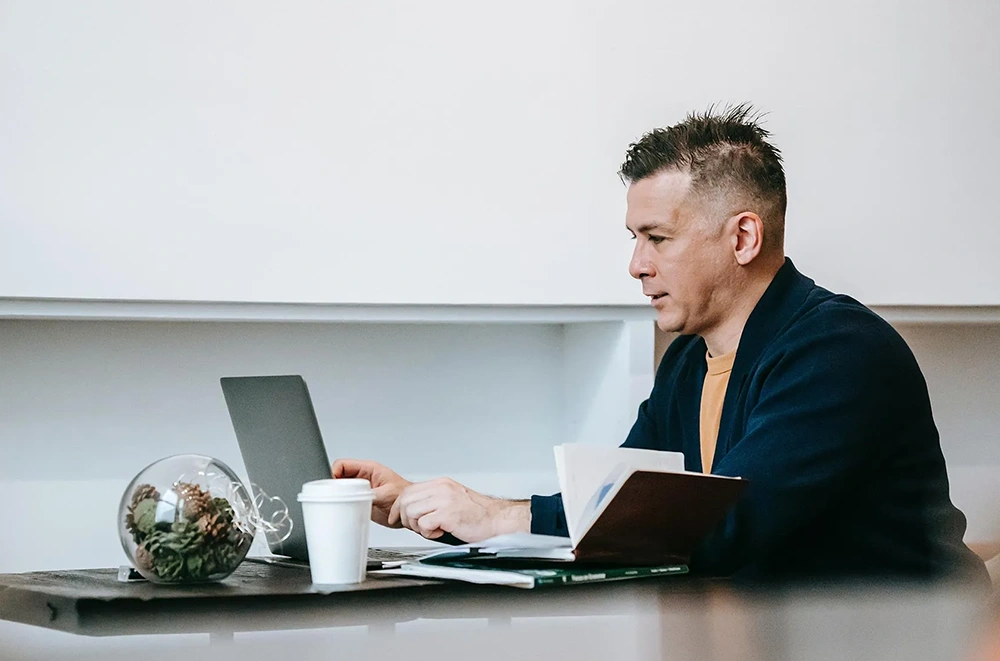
[299,478,372,500]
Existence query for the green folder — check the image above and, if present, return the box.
[373,559,688,589]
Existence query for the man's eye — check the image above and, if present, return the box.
[649,235,665,244]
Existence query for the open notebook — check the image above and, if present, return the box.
[378,444,748,581]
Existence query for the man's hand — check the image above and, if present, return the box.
[331,459,412,528]
[389,477,530,543]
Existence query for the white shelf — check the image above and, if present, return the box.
[0,297,656,324]
[2,298,999,325]
[870,306,1000,325]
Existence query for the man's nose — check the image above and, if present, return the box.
[629,244,654,280]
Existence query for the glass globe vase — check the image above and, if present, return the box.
[118,454,256,584]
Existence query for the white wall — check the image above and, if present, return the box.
[0,320,561,480]
[1,0,998,305]
[893,323,1000,546]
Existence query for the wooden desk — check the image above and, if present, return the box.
[0,563,991,661]
[0,562,707,637]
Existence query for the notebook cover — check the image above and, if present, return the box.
[572,471,748,565]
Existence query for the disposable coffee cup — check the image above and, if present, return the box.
[296,478,374,584]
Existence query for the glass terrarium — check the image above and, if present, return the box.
[118,454,256,584]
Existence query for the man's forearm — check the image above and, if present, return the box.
[491,498,531,536]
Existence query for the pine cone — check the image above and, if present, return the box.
[135,544,154,572]
[173,482,211,521]
[125,484,160,538]
[126,498,158,542]
[130,484,160,509]
[196,511,231,543]
[124,511,139,537]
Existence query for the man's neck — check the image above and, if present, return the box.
[702,259,784,357]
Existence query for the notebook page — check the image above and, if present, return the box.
[554,444,684,545]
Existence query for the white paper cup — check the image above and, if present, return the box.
[297,478,373,585]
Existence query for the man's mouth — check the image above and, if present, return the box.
[648,293,667,302]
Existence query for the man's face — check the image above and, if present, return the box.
[626,170,735,336]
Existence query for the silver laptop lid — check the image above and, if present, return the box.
[220,375,332,560]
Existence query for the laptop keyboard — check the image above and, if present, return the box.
[245,547,431,571]
[366,547,431,562]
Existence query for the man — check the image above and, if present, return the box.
[334,105,988,583]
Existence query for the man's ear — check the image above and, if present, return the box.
[732,212,765,265]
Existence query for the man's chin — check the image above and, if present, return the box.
[655,313,684,335]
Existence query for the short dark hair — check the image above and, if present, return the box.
[619,104,787,249]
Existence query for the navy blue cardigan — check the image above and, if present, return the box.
[531,259,988,583]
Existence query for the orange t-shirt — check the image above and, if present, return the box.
[699,349,736,473]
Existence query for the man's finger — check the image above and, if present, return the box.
[331,458,371,480]
[397,489,437,531]
[398,494,440,533]
[414,512,446,539]
[387,496,402,527]
[372,483,399,507]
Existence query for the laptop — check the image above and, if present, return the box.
[220,374,430,570]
